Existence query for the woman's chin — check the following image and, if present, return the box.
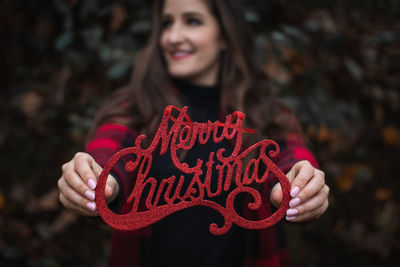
[168,71,193,80]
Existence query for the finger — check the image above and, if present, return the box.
[58,178,97,214]
[60,192,89,215]
[62,167,95,201]
[59,192,97,216]
[289,161,315,197]
[286,199,328,222]
[91,159,104,179]
[296,169,325,203]
[88,156,107,193]
[89,159,114,200]
[73,153,97,190]
[286,184,329,217]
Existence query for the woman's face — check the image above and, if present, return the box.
[160,0,224,86]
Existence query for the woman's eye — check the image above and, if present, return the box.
[187,18,201,26]
[161,19,172,29]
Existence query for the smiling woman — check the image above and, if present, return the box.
[160,0,225,86]
[57,0,329,266]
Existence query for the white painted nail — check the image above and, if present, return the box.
[290,186,300,197]
[286,216,297,221]
[286,208,298,216]
[88,179,96,190]
[85,190,95,201]
[86,202,96,211]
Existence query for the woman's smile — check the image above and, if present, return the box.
[170,50,192,60]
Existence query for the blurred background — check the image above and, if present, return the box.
[0,0,399,266]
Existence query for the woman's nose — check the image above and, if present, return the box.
[166,23,185,43]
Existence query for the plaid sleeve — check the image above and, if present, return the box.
[86,123,139,213]
[274,133,318,171]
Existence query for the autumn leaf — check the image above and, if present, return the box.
[335,164,371,193]
[375,188,393,202]
[0,191,4,211]
[18,91,43,117]
[317,124,331,143]
[382,125,400,146]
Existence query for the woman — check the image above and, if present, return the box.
[58,0,329,266]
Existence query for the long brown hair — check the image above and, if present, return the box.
[88,0,297,143]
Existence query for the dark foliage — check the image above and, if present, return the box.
[0,0,399,266]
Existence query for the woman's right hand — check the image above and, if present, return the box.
[58,152,119,216]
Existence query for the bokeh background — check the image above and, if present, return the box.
[1,0,399,266]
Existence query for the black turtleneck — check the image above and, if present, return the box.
[173,79,220,122]
[143,80,243,267]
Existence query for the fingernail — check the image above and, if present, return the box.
[286,216,297,221]
[85,190,95,201]
[290,186,300,197]
[289,197,301,208]
[286,208,298,216]
[86,202,96,211]
[88,179,96,190]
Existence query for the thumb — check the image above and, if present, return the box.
[270,183,282,208]
[105,175,119,203]
[270,167,298,208]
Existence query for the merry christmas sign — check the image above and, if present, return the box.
[95,105,290,235]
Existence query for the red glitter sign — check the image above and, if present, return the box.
[95,105,291,235]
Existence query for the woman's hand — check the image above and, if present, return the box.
[270,160,329,222]
[58,152,119,216]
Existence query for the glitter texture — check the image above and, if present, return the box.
[95,105,290,235]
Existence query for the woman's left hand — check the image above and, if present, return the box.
[270,160,329,222]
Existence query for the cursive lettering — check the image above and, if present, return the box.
[95,106,291,235]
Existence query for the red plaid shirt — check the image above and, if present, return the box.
[87,120,318,267]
